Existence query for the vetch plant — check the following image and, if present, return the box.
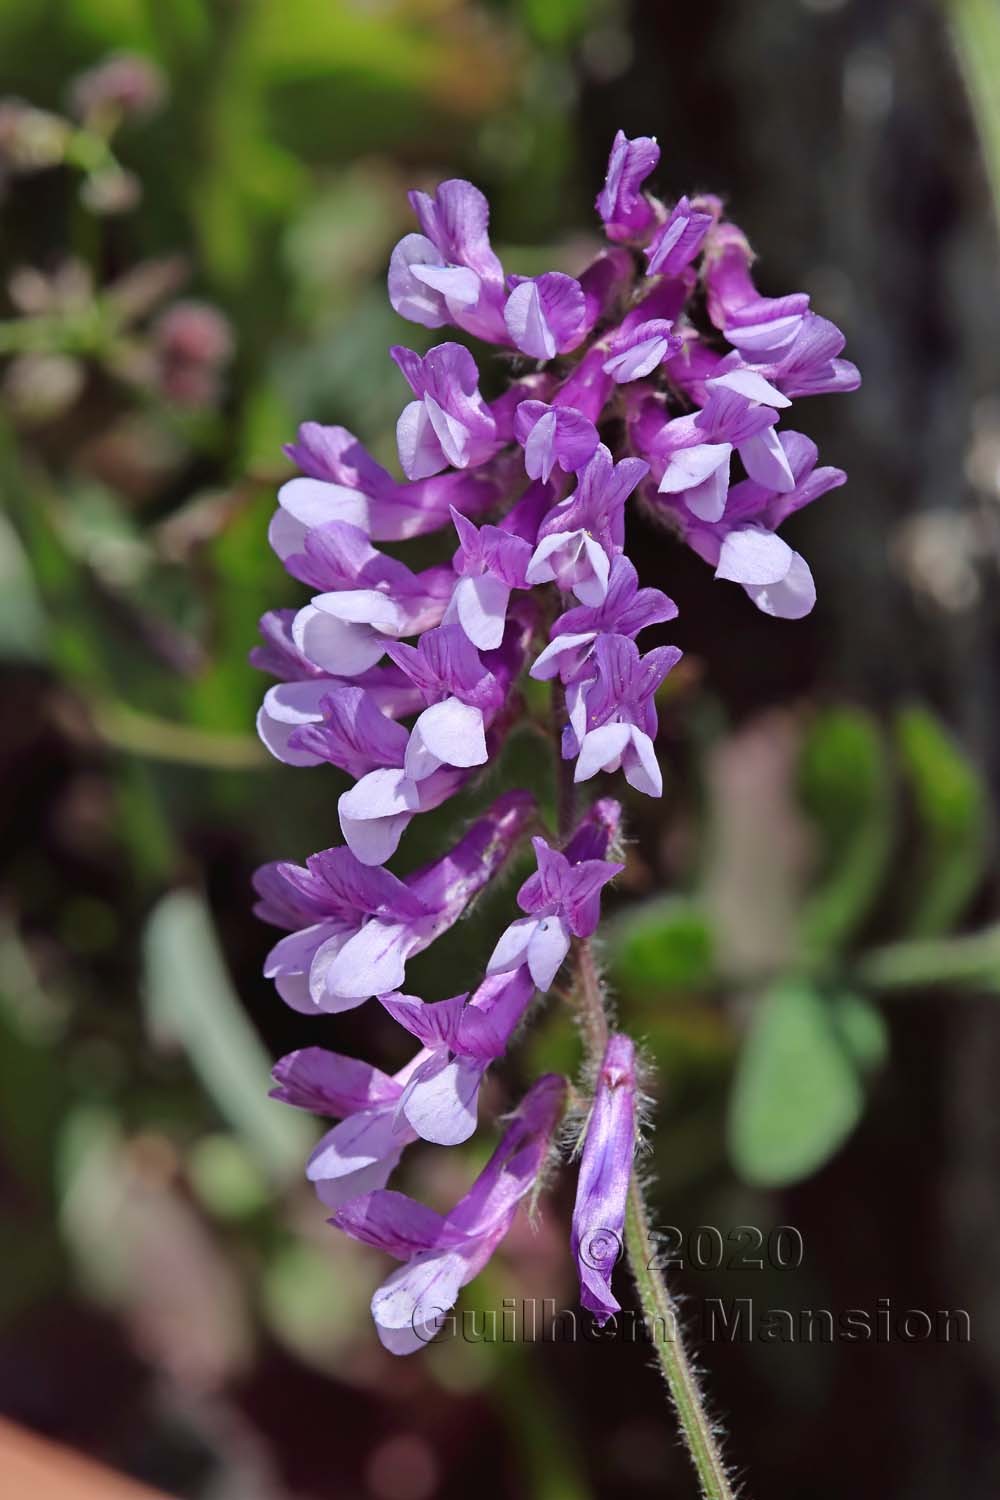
[253,129,858,1498]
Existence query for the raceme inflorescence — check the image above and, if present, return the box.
[251,128,857,1470]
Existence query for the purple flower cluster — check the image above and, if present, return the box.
[253,131,857,1351]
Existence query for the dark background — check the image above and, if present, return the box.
[1,0,999,1496]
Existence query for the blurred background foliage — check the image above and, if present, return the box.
[2,1,1000,1498]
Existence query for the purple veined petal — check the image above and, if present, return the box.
[333,1188,456,1259]
[716,526,795,586]
[307,1109,408,1187]
[371,1248,470,1355]
[744,550,816,619]
[621,727,662,797]
[453,572,512,651]
[424,392,472,470]
[644,196,712,276]
[504,273,586,360]
[410,261,481,308]
[596,130,659,242]
[707,367,791,408]
[270,478,371,560]
[529,630,597,683]
[321,917,416,1004]
[399,1052,487,1146]
[603,320,679,384]
[408,698,488,772]
[571,1032,636,1324]
[388,233,452,328]
[396,399,446,481]
[379,991,468,1049]
[339,768,421,866]
[291,606,387,678]
[270,1046,402,1115]
[738,428,796,492]
[257,680,330,766]
[724,313,804,358]
[574,722,632,783]
[314,1152,403,1209]
[525,915,572,991]
[486,917,537,977]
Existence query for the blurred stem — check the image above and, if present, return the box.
[858,923,1000,991]
[947,0,1000,232]
[94,700,269,770]
[553,682,736,1500]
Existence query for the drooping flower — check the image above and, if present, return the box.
[526,445,649,605]
[530,556,678,686]
[388,178,509,343]
[379,966,537,1145]
[392,342,498,480]
[255,791,534,1014]
[270,1045,428,1206]
[487,828,624,991]
[596,130,660,243]
[571,1032,637,1323]
[565,634,681,797]
[331,1073,565,1354]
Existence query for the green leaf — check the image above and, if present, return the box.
[142,888,312,1183]
[895,706,989,935]
[831,991,889,1072]
[798,707,893,960]
[728,981,866,1187]
[607,897,715,995]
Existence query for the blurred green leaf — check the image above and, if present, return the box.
[798,707,893,961]
[607,897,715,996]
[0,510,49,660]
[188,1132,270,1220]
[142,887,312,1182]
[728,980,866,1187]
[831,991,889,1071]
[895,705,989,935]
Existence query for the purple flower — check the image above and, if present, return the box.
[596,130,660,243]
[270,1045,428,1206]
[445,508,533,650]
[681,430,846,619]
[603,319,682,385]
[388,178,508,344]
[513,399,599,484]
[288,526,453,679]
[504,272,588,360]
[644,195,713,277]
[564,634,681,797]
[755,313,862,399]
[255,791,534,1013]
[651,372,793,523]
[571,1033,636,1323]
[379,966,536,1145]
[392,343,498,480]
[487,832,624,991]
[530,556,678,685]
[704,223,811,359]
[280,421,501,543]
[331,1074,565,1354]
[527,445,649,605]
[338,623,527,864]
[258,671,423,769]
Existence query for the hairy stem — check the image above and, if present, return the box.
[553,681,737,1500]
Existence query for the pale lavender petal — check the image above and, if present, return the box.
[716,526,795,586]
[744,552,816,619]
[574,722,632,782]
[400,1052,486,1145]
[487,917,537,976]
[622,727,662,797]
[371,1250,469,1354]
[738,428,796,492]
[504,273,586,359]
[387,233,451,327]
[454,573,511,651]
[526,916,571,991]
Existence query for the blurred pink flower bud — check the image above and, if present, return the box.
[69,53,167,124]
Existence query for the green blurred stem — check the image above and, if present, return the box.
[94,701,269,769]
[947,0,1000,231]
[554,684,736,1500]
[858,924,1000,992]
